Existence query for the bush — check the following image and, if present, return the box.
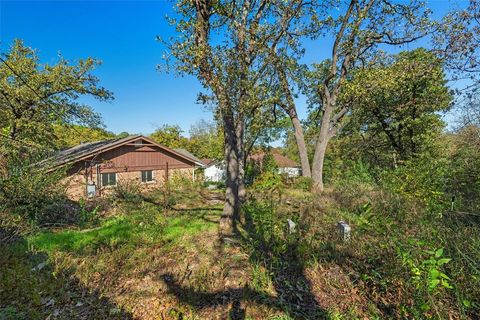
[291,176,313,191]
[0,155,71,225]
[112,180,143,204]
[252,171,283,191]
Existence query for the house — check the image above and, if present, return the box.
[249,151,301,177]
[43,135,203,200]
[174,148,206,168]
[202,151,301,183]
[203,159,226,182]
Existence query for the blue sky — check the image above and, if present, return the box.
[1,0,209,135]
[0,0,465,136]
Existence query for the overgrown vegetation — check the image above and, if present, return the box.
[2,0,480,318]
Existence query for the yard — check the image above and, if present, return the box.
[1,180,479,319]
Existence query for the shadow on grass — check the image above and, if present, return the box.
[161,201,328,319]
[0,236,132,320]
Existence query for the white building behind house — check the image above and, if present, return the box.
[203,159,226,182]
[202,151,301,183]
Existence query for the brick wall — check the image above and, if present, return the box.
[64,168,194,201]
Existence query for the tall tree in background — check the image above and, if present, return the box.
[150,124,189,149]
[437,0,480,131]
[341,49,452,166]
[53,125,116,149]
[188,120,224,160]
[165,0,306,233]
[0,39,112,154]
[308,0,433,191]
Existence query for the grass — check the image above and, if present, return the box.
[28,207,217,255]
[3,184,479,319]
[0,239,132,320]
[1,192,221,319]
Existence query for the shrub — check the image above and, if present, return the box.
[291,176,313,191]
[112,180,143,204]
[0,155,70,225]
[252,171,283,191]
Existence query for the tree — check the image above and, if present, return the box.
[0,39,112,154]
[448,125,480,212]
[340,49,452,166]
[268,55,313,178]
[270,0,433,191]
[165,0,306,233]
[188,120,223,159]
[150,124,189,149]
[53,125,116,149]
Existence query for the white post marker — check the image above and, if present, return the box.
[287,219,297,234]
[337,221,351,242]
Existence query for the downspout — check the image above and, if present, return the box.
[96,164,101,197]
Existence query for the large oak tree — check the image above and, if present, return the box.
[164,0,307,233]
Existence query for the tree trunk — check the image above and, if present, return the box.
[289,109,311,177]
[219,113,241,235]
[236,118,246,203]
[277,65,311,177]
[311,98,334,191]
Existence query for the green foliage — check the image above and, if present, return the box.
[381,153,450,214]
[77,199,99,228]
[252,171,283,191]
[448,125,480,213]
[112,179,144,204]
[291,176,313,191]
[248,151,283,190]
[150,124,189,149]
[53,124,115,149]
[0,39,112,153]
[0,154,70,225]
[28,203,215,255]
[187,119,224,159]
[400,245,453,293]
[149,120,224,160]
[340,49,451,166]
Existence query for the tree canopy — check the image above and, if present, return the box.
[0,40,112,154]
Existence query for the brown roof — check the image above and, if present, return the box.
[249,151,299,168]
[40,135,197,170]
[202,158,214,166]
[173,148,205,167]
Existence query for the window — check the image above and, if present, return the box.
[141,170,154,183]
[101,173,116,187]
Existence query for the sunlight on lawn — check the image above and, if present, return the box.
[28,210,218,255]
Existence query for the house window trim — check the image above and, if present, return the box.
[140,170,155,184]
[101,172,117,187]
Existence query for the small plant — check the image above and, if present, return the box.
[400,245,453,293]
[113,180,143,204]
[291,176,313,191]
[78,199,99,227]
[252,171,283,191]
[250,263,273,294]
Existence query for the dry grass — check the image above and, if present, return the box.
[3,183,478,319]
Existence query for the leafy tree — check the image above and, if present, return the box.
[150,124,189,149]
[116,131,131,139]
[164,0,306,233]
[448,125,480,212]
[53,124,115,149]
[340,49,452,166]
[0,39,112,154]
[187,120,223,160]
[274,0,433,191]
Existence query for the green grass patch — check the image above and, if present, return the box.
[163,213,216,242]
[28,209,218,255]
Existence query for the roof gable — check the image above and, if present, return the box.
[249,151,299,168]
[42,135,197,169]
